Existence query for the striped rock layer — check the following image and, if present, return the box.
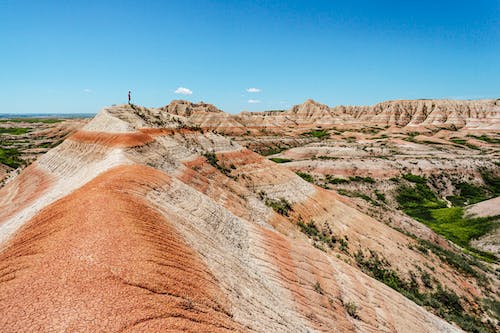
[0,104,466,332]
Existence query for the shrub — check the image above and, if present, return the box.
[402,173,427,184]
[345,301,359,319]
[296,171,314,183]
[265,198,292,216]
[269,157,292,163]
[203,151,232,176]
[374,190,387,203]
[297,219,337,248]
[313,281,324,294]
[326,175,349,184]
[348,175,376,183]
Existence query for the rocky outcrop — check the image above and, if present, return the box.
[159,98,500,133]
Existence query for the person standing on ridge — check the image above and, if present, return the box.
[128,91,131,105]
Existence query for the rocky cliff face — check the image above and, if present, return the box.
[344,99,500,129]
[163,98,500,133]
[0,104,471,332]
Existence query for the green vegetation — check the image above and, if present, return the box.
[265,197,292,216]
[344,301,359,319]
[297,219,337,249]
[450,138,481,150]
[374,190,387,203]
[269,157,292,163]
[303,129,329,139]
[0,118,63,123]
[396,183,447,220]
[339,237,349,252]
[348,175,376,183]
[447,182,488,206]
[415,239,485,277]
[397,181,498,262]
[0,127,30,135]
[296,171,314,183]
[313,281,324,294]
[260,147,286,156]
[0,148,24,168]
[325,175,349,184]
[481,170,500,196]
[203,151,232,176]
[402,173,427,184]
[451,138,467,145]
[355,249,494,332]
[316,155,338,160]
[338,189,380,206]
[466,134,500,144]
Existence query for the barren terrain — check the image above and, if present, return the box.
[0,100,498,332]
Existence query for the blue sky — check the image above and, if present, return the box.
[1,0,499,114]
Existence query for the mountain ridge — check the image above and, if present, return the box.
[0,103,495,332]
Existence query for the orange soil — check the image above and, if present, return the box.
[0,163,53,224]
[69,130,155,147]
[260,227,355,332]
[0,165,243,332]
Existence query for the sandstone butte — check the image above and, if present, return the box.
[0,100,498,332]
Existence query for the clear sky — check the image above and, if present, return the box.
[1,0,499,114]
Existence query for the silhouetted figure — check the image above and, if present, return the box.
[128,91,131,105]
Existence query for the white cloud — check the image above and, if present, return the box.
[248,99,261,104]
[174,87,193,95]
[83,88,92,93]
[246,87,261,93]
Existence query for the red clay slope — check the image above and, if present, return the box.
[0,165,243,332]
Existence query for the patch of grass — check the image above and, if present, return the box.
[428,208,499,259]
[451,138,467,145]
[265,197,293,216]
[0,127,30,135]
[326,175,349,184]
[0,118,63,123]
[402,173,427,184]
[467,134,500,144]
[398,183,498,262]
[316,155,338,160]
[303,129,329,139]
[456,182,487,203]
[0,148,24,168]
[296,171,314,183]
[451,138,481,150]
[269,157,292,163]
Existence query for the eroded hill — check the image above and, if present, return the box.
[0,101,499,332]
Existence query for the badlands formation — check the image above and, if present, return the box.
[0,100,499,332]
